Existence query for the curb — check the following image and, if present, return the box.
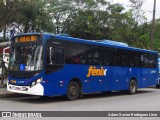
[0,92,15,98]
[0,84,15,98]
[0,84,7,88]
[0,92,31,98]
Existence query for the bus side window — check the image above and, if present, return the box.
[149,54,157,68]
[93,50,100,65]
[109,48,117,66]
[64,41,87,64]
[86,47,101,65]
[46,46,64,74]
[53,48,64,65]
[103,48,109,66]
[140,53,148,67]
[129,52,140,67]
[46,47,64,65]
[87,52,92,64]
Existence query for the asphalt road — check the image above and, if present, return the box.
[0,87,160,120]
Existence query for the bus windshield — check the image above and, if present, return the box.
[9,44,43,71]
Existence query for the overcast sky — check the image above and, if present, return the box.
[109,0,160,21]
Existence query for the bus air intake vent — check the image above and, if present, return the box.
[99,40,128,47]
[56,34,69,37]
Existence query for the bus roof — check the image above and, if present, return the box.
[12,33,158,54]
[53,34,158,54]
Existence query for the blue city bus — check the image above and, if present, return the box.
[7,33,158,100]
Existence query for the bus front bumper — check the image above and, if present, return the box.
[7,83,44,96]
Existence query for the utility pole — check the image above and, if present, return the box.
[150,0,156,50]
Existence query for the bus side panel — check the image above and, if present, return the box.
[43,64,111,96]
[42,65,158,96]
[127,67,157,89]
[108,66,130,91]
[141,68,158,88]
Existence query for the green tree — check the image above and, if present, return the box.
[13,0,53,32]
[1,0,159,51]
[153,19,160,51]
[0,0,16,41]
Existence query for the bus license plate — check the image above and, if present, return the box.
[12,86,21,90]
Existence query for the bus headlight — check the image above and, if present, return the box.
[37,78,42,83]
[31,78,42,87]
[31,81,36,87]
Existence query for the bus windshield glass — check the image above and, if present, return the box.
[9,44,43,71]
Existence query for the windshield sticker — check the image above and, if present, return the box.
[25,66,35,71]
[20,64,26,71]
[87,66,107,77]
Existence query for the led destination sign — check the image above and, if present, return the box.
[14,35,39,43]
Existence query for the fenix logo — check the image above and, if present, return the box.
[87,66,107,77]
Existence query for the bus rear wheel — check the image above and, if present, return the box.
[156,84,160,89]
[129,79,137,95]
[67,81,80,100]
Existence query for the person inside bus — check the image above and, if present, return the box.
[80,56,85,64]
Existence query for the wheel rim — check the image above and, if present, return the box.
[130,81,136,93]
[67,81,80,100]
[69,85,78,96]
[130,80,137,94]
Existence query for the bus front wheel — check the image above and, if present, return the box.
[67,81,80,100]
[129,79,137,95]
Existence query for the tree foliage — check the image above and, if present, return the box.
[0,0,160,51]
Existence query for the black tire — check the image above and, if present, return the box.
[101,91,112,95]
[39,96,50,99]
[156,84,160,89]
[129,79,137,95]
[67,81,80,100]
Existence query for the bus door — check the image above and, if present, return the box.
[44,40,65,95]
[148,54,158,86]
[45,40,64,74]
[140,53,150,87]
[85,46,108,92]
[106,48,130,90]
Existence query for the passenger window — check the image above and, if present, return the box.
[149,54,157,68]
[64,42,87,64]
[129,52,140,67]
[46,47,64,65]
[86,47,101,65]
[46,45,64,74]
[140,53,148,67]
